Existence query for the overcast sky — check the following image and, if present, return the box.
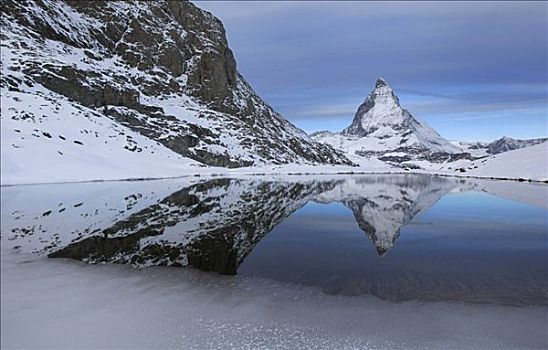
[197,1,547,141]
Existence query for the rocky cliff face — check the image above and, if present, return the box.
[1,0,352,171]
[312,78,471,167]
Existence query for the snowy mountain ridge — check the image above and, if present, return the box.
[1,0,352,185]
[342,78,457,154]
[312,78,469,167]
[455,136,548,158]
[310,78,547,180]
[484,136,547,155]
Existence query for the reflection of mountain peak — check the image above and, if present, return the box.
[344,198,401,256]
[341,176,455,255]
[7,175,458,273]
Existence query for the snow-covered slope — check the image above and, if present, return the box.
[0,88,209,184]
[312,78,468,167]
[465,142,548,181]
[1,0,352,185]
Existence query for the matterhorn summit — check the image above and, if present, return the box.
[342,77,405,137]
[342,77,459,153]
[312,77,467,167]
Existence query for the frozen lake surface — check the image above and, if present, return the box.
[1,174,547,349]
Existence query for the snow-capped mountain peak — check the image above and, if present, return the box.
[375,77,388,88]
[342,77,403,137]
[312,78,463,168]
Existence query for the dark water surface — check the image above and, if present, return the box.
[2,174,547,306]
[240,195,547,305]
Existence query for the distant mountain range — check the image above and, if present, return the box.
[311,78,547,171]
[456,136,548,157]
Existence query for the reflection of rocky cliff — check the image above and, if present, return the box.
[49,178,337,274]
[5,175,458,274]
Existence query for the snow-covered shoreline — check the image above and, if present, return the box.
[2,165,547,187]
[4,134,546,186]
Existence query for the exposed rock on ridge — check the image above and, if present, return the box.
[486,136,548,155]
[1,0,352,169]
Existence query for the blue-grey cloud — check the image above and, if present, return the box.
[196,1,548,141]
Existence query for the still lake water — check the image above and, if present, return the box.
[2,174,546,305]
[241,193,547,305]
